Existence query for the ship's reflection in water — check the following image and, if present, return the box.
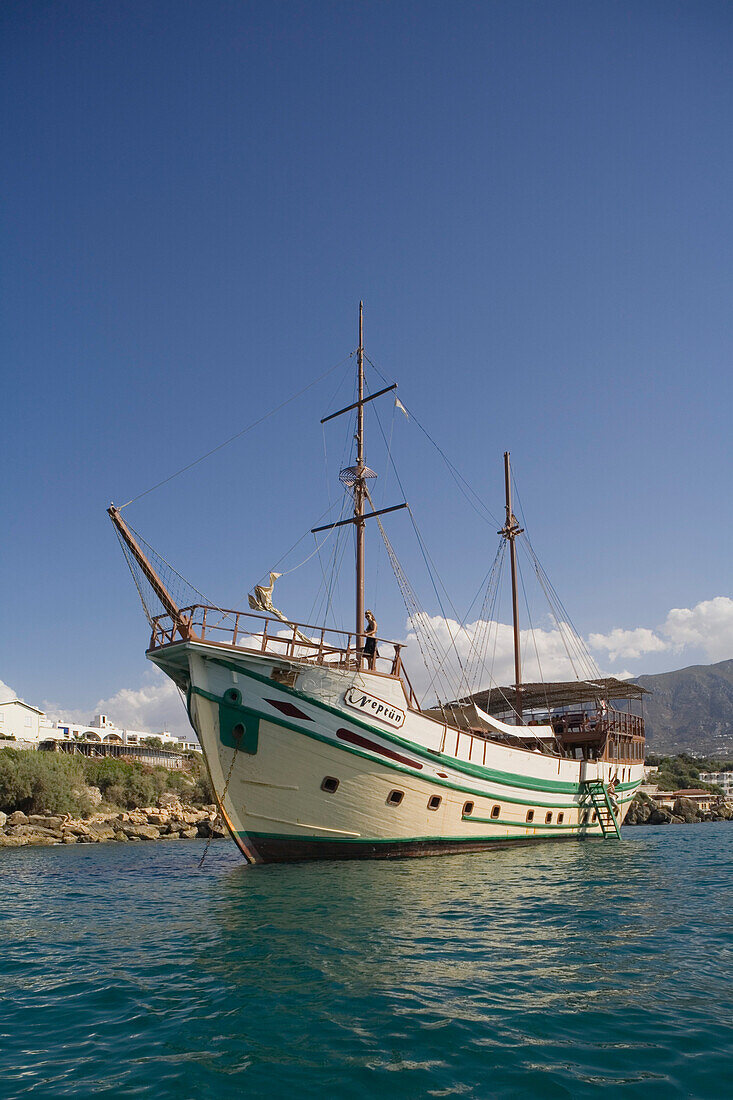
[198,829,731,1094]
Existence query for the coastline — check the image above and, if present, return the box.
[0,801,226,848]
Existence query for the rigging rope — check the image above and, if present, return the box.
[117,353,354,510]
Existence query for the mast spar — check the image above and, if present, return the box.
[355,302,366,649]
[500,451,524,722]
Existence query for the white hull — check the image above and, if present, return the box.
[151,641,643,863]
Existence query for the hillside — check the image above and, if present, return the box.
[633,659,733,756]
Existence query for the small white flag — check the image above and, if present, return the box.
[395,397,409,419]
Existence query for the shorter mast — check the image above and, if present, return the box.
[499,452,524,722]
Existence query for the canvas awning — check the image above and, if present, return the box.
[457,677,648,716]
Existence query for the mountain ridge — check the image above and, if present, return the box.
[632,658,733,756]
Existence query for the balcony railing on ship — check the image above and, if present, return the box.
[149,605,420,709]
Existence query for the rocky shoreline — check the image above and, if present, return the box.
[624,794,733,826]
[0,798,226,848]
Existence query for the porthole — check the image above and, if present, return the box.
[387,789,404,806]
[232,723,245,741]
[591,811,597,823]
[321,776,339,793]
[491,804,501,819]
[463,801,474,816]
[545,811,553,824]
[427,795,442,811]
[526,810,535,823]
[557,813,564,824]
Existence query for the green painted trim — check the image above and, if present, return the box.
[463,814,589,831]
[190,683,638,813]
[208,654,641,797]
[238,829,602,846]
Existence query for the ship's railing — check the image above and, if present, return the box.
[149,605,420,708]
[550,705,645,761]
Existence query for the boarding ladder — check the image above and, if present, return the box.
[583,779,621,839]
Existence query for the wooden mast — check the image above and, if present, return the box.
[500,451,524,721]
[355,301,366,657]
[108,505,192,639]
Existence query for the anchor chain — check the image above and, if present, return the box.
[198,728,242,869]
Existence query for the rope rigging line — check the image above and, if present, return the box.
[367,390,516,715]
[117,353,355,510]
[511,473,601,682]
[364,353,502,528]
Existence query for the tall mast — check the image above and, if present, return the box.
[500,451,524,721]
[355,301,366,652]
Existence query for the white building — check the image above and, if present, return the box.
[699,771,733,798]
[0,700,198,753]
[0,699,56,745]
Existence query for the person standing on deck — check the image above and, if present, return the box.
[364,610,378,670]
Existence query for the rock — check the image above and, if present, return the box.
[113,831,129,842]
[0,811,6,828]
[146,812,168,825]
[28,815,65,829]
[62,834,78,844]
[66,823,91,837]
[648,806,673,825]
[0,835,29,847]
[121,824,161,841]
[7,811,28,826]
[86,823,116,841]
[673,797,701,824]
[7,824,60,838]
[181,827,198,839]
[161,831,181,840]
[158,793,183,809]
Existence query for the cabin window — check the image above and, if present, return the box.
[557,813,564,824]
[545,811,553,824]
[321,776,339,793]
[427,795,442,811]
[387,790,404,806]
[491,804,501,819]
[591,811,597,822]
[526,810,535,823]
[463,801,474,816]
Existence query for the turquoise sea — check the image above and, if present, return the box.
[1,825,731,1098]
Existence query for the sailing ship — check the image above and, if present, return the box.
[109,305,646,863]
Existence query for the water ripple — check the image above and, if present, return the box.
[0,826,731,1097]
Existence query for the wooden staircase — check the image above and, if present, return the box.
[583,779,621,838]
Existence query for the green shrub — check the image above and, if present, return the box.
[0,748,213,815]
[0,748,92,816]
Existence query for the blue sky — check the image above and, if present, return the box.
[2,1,731,732]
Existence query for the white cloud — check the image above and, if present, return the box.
[588,595,733,667]
[662,597,733,662]
[587,626,669,662]
[404,593,733,701]
[404,613,598,702]
[45,668,192,739]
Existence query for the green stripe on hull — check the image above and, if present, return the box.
[208,654,641,797]
[239,827,608,845]
[190,683,639,812]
